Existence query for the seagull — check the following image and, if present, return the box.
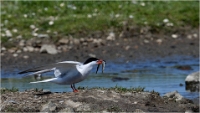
[19,57,106,92]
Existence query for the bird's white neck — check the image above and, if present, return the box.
[76,61,96,76]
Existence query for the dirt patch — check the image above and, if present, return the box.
[1,89,199,112]
[1,27,199,71]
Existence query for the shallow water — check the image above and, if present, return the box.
[1,55,199,99]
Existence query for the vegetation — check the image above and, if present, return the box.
[1,1,199,42]
[1,87,19,94]
[78,85,145,93]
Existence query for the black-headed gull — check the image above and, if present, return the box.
[19,57,106,92]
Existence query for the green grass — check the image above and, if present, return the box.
[78,85,145,93]
[1,1,199,42]
[1,87,19,94]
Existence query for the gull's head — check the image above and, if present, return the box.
[83,57,106,73]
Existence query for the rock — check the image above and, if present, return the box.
[107,32,115,41]
[76,104,91,111]
[8,48,17,53]
[185,71,199,82]
[88,53,96,58]
[59,38,69,44]
[26,46,34,52]
[93,39,102,45]
[73,39,80,45]
[163,91,184,102]
[41,101,57,112]
[59,107,74,112]
[171,34,178,39]
[1,47,6,51]
[5,30,12,37]
[175,65,192,70]
[112,77,129,82]
[185,71,199,92]
[65,99,82,108]
[23,47,28,52]
[23,55,29,59]
[40,44,58,55]
[13,53,18,57]
[37,34,49,38]
[19,40,25,47]
[125,46,130,50]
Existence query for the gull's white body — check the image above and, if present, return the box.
[23,60,98,85]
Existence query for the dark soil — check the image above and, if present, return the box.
[1,89,199,112]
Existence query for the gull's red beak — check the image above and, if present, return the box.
[97,59,103,65]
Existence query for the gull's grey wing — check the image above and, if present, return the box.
[19,61,82,77]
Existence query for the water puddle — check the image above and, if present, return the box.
[1,55,199,99]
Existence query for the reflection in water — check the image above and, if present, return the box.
[1,56,199,99]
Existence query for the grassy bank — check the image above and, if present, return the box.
[1,1,199,42]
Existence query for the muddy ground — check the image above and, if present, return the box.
[1,88,199,112]
[1,27,199,112]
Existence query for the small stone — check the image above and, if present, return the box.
[187,35,192,39]
[144,39,149,43]
[8,48,16,53]
[16,35,22,39]
[73,39,80,45]
[19,40,25,47]
[5,30,12,37]
[125,46,130,50]
[34,48,40,52]
[16,50,22,53]
[23,47,28,52]
[40,44,58,55]
[1,47,6,51]
[193,33,197,38]
[23,55,29,59]
[59,38,69,44]
[106,32,115,41]
[30,25,36,29]
[13,53,18,57]
[156,39,162,43]
[26,46,34,52]
[172,34,178,38]
[37,34,49,38]
[163,18,169,23]
[88,53,96,58]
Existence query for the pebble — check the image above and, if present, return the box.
[143,39,149,43]
[23,55,29,59]
[23,47,28,52]
[156,39,162,43]
[16,35,22,39]
[106,32,115,41]
[40,44,58,55]
[8,48,16,53]
[187,35,192,39]
[171,34,178,38]
[125,46,130,50]
[26,46,34,52]
[88,53,96,58]
[59,38,69,44]
[5,30,12,37]
[37,34,49,38]
[19,40,25,47]
[73,39,80,45]
[13,53,18,57]
[193,33,197,38]
[30,25,36,29]
[16,50,22,53]
[1,47,6,51]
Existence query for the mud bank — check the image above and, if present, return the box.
[1,89,199,112]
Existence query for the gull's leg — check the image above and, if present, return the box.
[71,84,78,92]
